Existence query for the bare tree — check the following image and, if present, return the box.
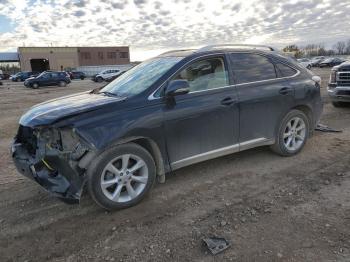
[345,40,350,55]
[334,41,346,55]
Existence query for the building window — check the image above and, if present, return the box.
[98,52,104,60]
[107,52,117,59]
[120,52,128,58]
[81,52,91,59]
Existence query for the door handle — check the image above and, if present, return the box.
[279,87,293,95]
[221,97,236,106]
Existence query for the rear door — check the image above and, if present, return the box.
[228,52,297,148]
[162,55,240,169]
[50,72,59,85]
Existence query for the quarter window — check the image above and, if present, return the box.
[275,63,297,77]
[230,53,277,84]
[172,57,228,92]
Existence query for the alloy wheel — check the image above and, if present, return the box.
[100,154,148,203]
[283,116,306,151]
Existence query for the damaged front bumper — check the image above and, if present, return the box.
[11,126,93,204]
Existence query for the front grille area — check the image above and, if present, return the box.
[336,90,350,96]
[337,72,350,86]
[17,125,37,155]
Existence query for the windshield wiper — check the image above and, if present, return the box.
[99,91,120,97]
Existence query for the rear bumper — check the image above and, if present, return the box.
[328,86,350,102]
[11,141,84,204]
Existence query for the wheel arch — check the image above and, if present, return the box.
[292,104,314,136]
[274,104,314,140]
[104,136,166,182]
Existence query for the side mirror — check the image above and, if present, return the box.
[165,80,190,97]
[312,75,321,85]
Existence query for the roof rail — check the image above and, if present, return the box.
[159,49,196,56]
[196,44,275,52]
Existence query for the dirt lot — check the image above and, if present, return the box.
[1,69,350,262]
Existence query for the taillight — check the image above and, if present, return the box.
[329,70,337,84]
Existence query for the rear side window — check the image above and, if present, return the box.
[230,53,277,84]
[275,63,297,77]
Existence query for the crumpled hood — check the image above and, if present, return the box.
[20,91,125,127]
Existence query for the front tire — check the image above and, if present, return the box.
[32,83,39,89]
[96,77,103,83]
[87,143,156,210]
[271,109,310,156]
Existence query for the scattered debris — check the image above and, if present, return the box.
[315,123,342,133]
[220,221,227,226]
[203,237,230,255]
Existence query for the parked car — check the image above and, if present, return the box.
[24,71,71,88]
[105,71,126,82]
[328,61,350,107]
[310,57,326,67]
[92,69,122,82]
[69,71,86,80]
[297,58,312,69]
[12,44,323,210]
[12,71,39,82]
[319,57,346,68]
[0,73,11,80]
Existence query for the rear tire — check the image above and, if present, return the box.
[87,143,156,210]
[332,101,348,107]
[270,109,310,156]
[58,81,67,87]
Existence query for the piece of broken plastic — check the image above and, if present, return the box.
[315,123,342,133]
[203,237,230,255]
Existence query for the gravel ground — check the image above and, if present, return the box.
[1,68,350,262]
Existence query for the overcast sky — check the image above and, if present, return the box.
[0,0,349,61]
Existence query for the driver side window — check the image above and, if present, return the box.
[173,57,228,93]
[42,73,51,79]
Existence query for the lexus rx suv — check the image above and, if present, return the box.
[12,45,323,210]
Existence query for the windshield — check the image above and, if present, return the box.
[99,57,182,97]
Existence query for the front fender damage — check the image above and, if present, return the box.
[11,126,96,204]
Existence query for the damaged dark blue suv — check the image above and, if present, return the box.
[11,45,323,210]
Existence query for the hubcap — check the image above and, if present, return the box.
[283,117,306,151]
[100,154,148,203]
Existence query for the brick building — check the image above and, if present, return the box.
[18,46,130,72]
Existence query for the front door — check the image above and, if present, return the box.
[163,55,239,170]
